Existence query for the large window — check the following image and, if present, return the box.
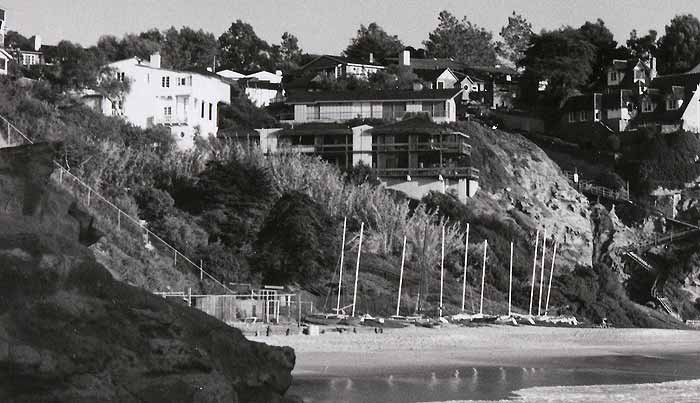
[422,101,446,117]
[382,102,406,120]
[208,103,213,120]
[161,76,170,88]
[609,71,618,82]
[568,112,575,123]
[642,100,653,113]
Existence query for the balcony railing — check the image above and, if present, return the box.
[375,166,479,179]
[155,115,188,126]
[372,141,471,155]
[282,143,352,153]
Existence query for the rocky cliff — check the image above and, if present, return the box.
[459,122,593,270]
[0,143,296,402]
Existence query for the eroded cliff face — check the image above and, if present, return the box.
[463,122,593,270]
[0,143,296,403]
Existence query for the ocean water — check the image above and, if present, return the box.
[287,353,700,403]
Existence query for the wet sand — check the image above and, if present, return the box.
[250,325,700,377]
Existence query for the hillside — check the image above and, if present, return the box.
[0,143,296,402]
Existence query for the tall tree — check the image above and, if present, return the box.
[118,33,161,60]
[627,29,658,59]
[519,27,596,104]
[424,10,497,66]
[96,35,122,61]
[161,26,219,71]
[578,19,629,88]
[497,11,533,66]
[657,14,700,74]
[218,20,271,71]
[344,22,404,64]
[279,32,303,65]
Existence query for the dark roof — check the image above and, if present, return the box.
[277,122,352,136]
[561,94,593,112]
[239,78,282,90]
[301,54,384,69]
[371,116,464,135]
[635,72,700,124]
[385,57,467,71]
[285,88,463,104]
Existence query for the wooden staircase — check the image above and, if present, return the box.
[625,251,681,320]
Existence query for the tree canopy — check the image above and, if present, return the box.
[218,20,272,71]
[424,10,497,66]
[519,27,597,104]
[497,11,533,66]
[344,22,404,64]
[656,14,700,74]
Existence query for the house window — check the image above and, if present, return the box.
[594,109,601,121]
[164,106,172,116]
[642,101,653,113]
[506,75,512,82]
[634,69,645,81]
[116,72,125,82]
[0,59,6,71]
[208,103,213,120]
[177,77,187,86]
[609,71,618,82]
[579,111,587,121]
[161,76,170,88]
[666,99,679,111]
[568,112,576,123]
[437,81,444,89]
[472,85,478,91]
[201,101,205,118]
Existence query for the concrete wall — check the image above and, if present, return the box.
[382,176,470,203]
[256,128,283,154]
[682,84,700,133]
[352,125,373,166]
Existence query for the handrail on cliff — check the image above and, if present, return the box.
[0,113,233,294]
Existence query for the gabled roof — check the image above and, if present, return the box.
[371,116,464,135]
[637,72,700,123]
[413,68,457,84]
[285,88,463,104]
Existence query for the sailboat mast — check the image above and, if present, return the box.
[351,222,364,317]
[538,228,547,316]
[545,241,559,316]
[336,217,347,314]
[529,229,540,316]
[461,223,470,312]
[396,235,407,317]
[508,241,513,317]
[439,225,445,318]
[480,239,487,315]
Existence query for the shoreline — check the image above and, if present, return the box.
[249,325,700,377]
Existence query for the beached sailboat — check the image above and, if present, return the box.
[470,239,497,324]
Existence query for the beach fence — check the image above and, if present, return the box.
[155,288,303,325]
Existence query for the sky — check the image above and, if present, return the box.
[5,0,700,54]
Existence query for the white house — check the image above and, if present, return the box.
[87,54,231,149]
[0,48,12,75]
[216,69,283,107]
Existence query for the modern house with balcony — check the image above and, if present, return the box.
[284,88,463,123]
[253,116,479,202]
[84,53,231,149]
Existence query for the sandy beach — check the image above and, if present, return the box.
[249,325,700,377]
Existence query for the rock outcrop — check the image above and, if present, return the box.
[0,143,295,402]
[462,122,593,270]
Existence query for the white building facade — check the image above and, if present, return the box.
[90,54,231,149]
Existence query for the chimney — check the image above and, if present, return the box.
[400,49,410,67]
[150,53,161,69]
[32,35,41,51]
[369,52,374,64]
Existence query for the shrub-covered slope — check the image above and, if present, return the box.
[0,143,296,402]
